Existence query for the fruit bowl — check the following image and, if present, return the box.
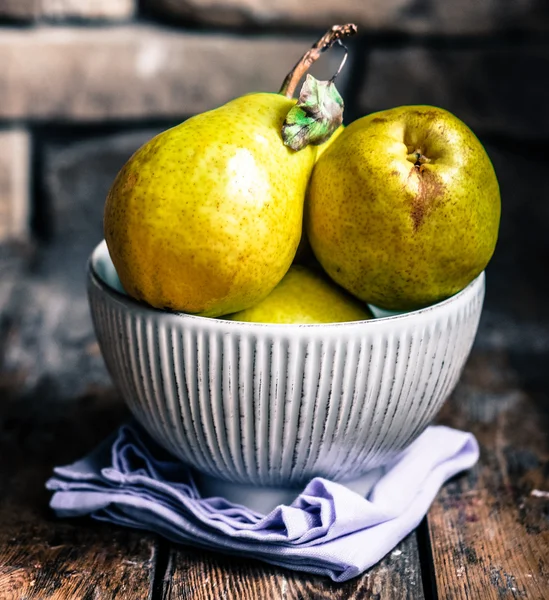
[88,240,484,511]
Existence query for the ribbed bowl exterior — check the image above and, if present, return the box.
[88,260,484,487]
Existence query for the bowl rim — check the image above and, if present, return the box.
[88,239,485,330]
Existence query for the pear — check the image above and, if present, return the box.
[292,125,345,268]
[307,105,501,311]
[104,26,356,317]
[292,231,318,269]
[104,94,315,317]
[226,265,372,324]
[315,123,344,160]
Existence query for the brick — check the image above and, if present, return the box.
[1,271,114,399]
[0,130,161,399]
[0,129,30,242]
[43,130,161,270]
[146,0,549,34]
[359,46,549,139]
[0,26,347,121]
[476,140,549,347]
[0,0,38,19]
[0,0,134,20]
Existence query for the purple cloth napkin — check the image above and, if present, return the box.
[46,423,478,582]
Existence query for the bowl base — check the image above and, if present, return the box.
[195,468,386,514]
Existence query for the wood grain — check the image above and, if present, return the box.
[162,533,424,599]
[0,388,158,600]
[428,350,549,599]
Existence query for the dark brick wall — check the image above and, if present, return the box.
[1,0,547,398]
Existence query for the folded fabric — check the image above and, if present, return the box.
[46,423,479,582]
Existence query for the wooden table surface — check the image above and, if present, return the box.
[0,248,548,599]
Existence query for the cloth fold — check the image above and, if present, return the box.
[46,423,478,582]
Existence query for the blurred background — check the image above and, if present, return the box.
[0,0,548,403]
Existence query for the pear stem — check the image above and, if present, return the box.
[279,24,358,99]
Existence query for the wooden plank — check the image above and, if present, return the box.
[428,350,549,599]
[0,387,158,600]
[162,532,424,599]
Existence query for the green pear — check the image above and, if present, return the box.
[307,105,501,311]
[104,27,355,317]
[226,265,372,324]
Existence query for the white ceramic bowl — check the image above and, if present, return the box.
[88,240,484,510]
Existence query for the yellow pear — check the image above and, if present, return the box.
[307,105,501,311]
[104,26,356,317]
[293,125,345,267]
[226,265,372,324]
[104,94,316,316]
[315,124,344,160]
